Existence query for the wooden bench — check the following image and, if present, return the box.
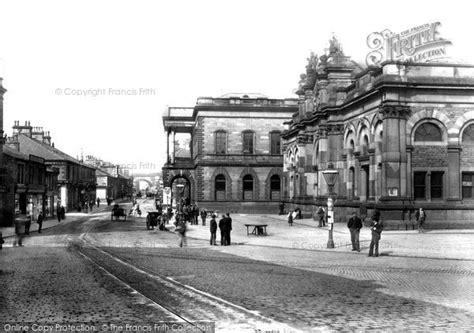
[244,224,268,236]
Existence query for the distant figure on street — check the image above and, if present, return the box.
[200,208,207,226]
[225,213,232,245]
[60,206,66,220]
[368,214,383,257]
[415,208,427,233]
[13,217,24,247]
[176,218,187,247]
[218,214,227,246]
[57,206,62,222]
[347,211,362,252]
[37,211,44,233]
[287,210,294,226]
[24,214,31,235]
[317,206,326,227]
[279,202,285,215]
[209,214,217,245]
[96,198,100,207]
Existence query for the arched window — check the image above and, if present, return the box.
[270,175,281,200]
[215,130,227,154]
[361,135,369,155]
[243,174,253,200]
[215,174,226,201]
[414,123,442,142]
[270,131,281,155]
[242,131,254,155]
[462,124,474,143]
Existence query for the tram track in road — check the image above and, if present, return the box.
[70,222,296,332]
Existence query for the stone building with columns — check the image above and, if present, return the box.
[162,93,298,213]
[282,39,474,228]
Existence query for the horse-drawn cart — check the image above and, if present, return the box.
[111,204,127,221]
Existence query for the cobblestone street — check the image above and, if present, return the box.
[1,200,474,331]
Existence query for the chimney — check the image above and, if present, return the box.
[32,126,44,142]
[43,131,52,145]
[13,120,33,137]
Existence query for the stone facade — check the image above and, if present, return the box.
[282,39,474,228]
[162,94,297,213]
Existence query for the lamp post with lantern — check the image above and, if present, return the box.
[322,163,339,249]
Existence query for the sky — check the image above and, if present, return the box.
[1,0,473,172]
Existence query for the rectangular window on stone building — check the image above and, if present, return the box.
[243,131,254,155]
[215,131,227,155]
[431,171,444,199]
[462,172,474,199]
[270,132,281,155]
[414,171,426,199]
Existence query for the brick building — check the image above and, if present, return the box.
[282,39,474,228]
[162,93,298,213]
[1,145,59,226]
[6,122,96,212]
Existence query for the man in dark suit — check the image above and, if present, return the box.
[369,214,383,257]
[209,214,217,245]
[347,212,362,252]
[225,213,232,246]
[218,214,227,246]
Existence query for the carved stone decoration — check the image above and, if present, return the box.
[380,105,411,119]
[327,124,344,135]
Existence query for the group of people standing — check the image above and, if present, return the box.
[346,211,383,257]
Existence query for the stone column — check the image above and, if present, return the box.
[166,130,170,163]
[171,130,176,164]
[447,145,461,200]
[368,149,376,200]
[381,105,410,198]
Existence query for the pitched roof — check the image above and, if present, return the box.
[3,145,30,161]
[17,134,93,168]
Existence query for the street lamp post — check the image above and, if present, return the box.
[322,163,339,249]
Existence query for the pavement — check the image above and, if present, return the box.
[2,201,474,261]
[0,200,132,239]
[182,214,474,261]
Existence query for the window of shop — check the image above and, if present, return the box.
[414,171,427,199]
[243,174,253,200]
[242,131,254,155]
[462,172,474,199]
[414,123,442,141]
[215,130,227,155]
[270,132,281,155]
[215,174,226,201]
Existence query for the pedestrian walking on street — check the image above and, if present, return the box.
[368,214,383,257]
[287,210,294,226]
[37,211,44,233]
[96,197,100,207]
[200,208,207,226]
[225,213,232,246]
[347,211,362,252]
[176,218,187,247]
[218,214,227,246]
[57,206,62,222]
[60,206,66,220]
[317,206,326,227]
[415,208,427,233]
[24,215,31,235]
[13,217,24,247]
[209,214,217,245]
